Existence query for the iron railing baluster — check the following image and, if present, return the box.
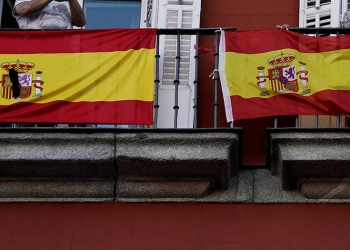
[173,31,181,128]
[213,32,219,128]
[193,31,199,128]
[154,33,160,128]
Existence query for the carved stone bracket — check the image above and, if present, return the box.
[267,128,350,199]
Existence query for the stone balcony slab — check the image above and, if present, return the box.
[115,129,242,199]
[267,128,350,194]
[0,128,115,202]
[0,128,242,201]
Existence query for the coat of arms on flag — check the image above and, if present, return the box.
[256,52,311,96]
[1,59,44,100]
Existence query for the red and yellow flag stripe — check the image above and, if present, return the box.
[0,29,155,124]
[219,29,350,121]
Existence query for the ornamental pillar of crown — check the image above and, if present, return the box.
[256,66,270,96]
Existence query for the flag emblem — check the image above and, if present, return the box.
[256,52,311,96]
[0,59,44,100]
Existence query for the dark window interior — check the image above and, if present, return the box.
[1,0,19,28]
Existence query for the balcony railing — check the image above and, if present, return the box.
[155,28,236,129]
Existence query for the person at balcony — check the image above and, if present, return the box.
[12,0,86,29]
[11,0,85,127]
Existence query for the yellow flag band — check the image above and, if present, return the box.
[0,49,154,104]
[225,49,350,99]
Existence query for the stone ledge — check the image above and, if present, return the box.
[0,131,115,178]
[267,128,350,192]
[0,178,114,202]
[0,128,241,201]
[0,130,116,202]
[115,130,241,190]
[300,179,350,199]
[116,176,214,198]
[252,169,350,203]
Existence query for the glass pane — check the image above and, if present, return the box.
[84,1,141,28]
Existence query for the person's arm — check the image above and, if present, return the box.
[68,0,86,27]
[14,0,52,16]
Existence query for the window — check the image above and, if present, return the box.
[299,0,340,28]
[155,0,202,128]
[84,0,141,28]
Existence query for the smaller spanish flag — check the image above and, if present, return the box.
[0,28,156,125]
[219,29,350,121]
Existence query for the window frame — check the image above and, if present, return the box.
[83,0,142,29]
[299,0,342,28]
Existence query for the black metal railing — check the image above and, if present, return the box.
[154,28,235,128]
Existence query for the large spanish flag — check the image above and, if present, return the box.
[0,28,155,124]
[219,29,350,121]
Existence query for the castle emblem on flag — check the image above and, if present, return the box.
[256,52,311,97]
[0,59,44,100]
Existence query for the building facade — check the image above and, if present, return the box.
[1,0,350,249]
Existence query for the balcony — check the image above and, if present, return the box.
[1,27,350,203]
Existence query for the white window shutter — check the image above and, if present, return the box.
[157,0,200,86]
[155,0,201,128]
[299,0,341,27]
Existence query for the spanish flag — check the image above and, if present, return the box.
[219,29,350,121]
[0,28,155,125]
